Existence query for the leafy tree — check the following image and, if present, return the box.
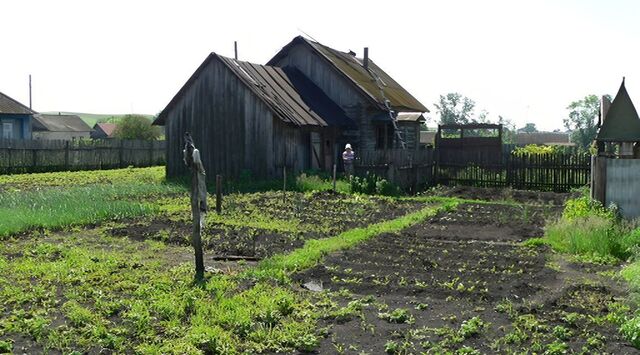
[498,115,517,144]
[518,123,538,133]
[114,114,162,140]
[435,93,476,125]
[564,94,611,151]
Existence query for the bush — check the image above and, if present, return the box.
[350,173,400,196]
[513,144,559,155]
[544,195,639,262]
[114,114,162,141]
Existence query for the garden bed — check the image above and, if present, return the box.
[295,201,633,353]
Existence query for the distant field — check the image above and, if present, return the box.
[41,111,154,127]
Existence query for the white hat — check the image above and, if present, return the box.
[345,143,352,150]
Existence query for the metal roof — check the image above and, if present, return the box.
[33,114,92,132]
[596,79,640,142]
[154,53,355,129]
[0,91,36,115]
[268,36,429,113]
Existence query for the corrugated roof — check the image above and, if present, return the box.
[154,53,355,128]
[33,114,92,132]
[0,91,37,115]
[268,36,429,113]
[596,79,640,142]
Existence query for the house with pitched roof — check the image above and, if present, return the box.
[32,113,92,140]
[268,36,428,151]
[0,91,36,139]
[91,122,117,139]
[153,37,427,180]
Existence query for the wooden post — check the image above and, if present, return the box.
[183,132,207,281]
[591,155,607,205]
[119,140,124,168]
[64,141,70,170]
[332,163,337,192]
[283,166,287,203]
[216,174,222,214]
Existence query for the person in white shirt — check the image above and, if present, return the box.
[342,143,355,179]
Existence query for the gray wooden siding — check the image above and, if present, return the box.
[605,158,640,218]
[164,57,314,181]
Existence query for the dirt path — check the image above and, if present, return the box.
[295,203,636,354]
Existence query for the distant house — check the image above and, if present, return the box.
[515,132,573,146]
[0,91,35,139]
[154,36,427,180]
[420,131,436,146]
[32,114,92,140]
[91,122,117,139]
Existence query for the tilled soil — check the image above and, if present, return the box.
[108,193,424,258]
[436,186,577,206]
[295,203,635,354]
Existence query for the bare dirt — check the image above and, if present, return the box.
[108,193,423,258]
[435,185,578,206]
[295,202,636,354]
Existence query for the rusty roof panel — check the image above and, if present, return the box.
[0,92,36,115]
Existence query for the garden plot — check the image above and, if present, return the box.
[296,202,635,354]
[109,191,423,258]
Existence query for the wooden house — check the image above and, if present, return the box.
[154,36,427,180]
[32,114,92,140]
[268,36,428,152]
[153,53,355,180]
[0,91,35,140]
[91,122,117,139]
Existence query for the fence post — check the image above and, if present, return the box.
[591,155,607,205]
[332,163,337,192]
[282,166,287,203]
[64,141,70,170]
[119,140,124,168]
[216,174,222,215]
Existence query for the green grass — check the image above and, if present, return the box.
[0,166,166,191]
[0,182,183,237]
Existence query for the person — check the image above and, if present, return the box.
[342,143,355,179]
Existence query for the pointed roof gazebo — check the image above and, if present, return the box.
[596,78,640,142]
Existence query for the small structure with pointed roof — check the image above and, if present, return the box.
[595,78,640,158]
[591,78,640,219]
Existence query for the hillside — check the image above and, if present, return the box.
[41,112,154,127]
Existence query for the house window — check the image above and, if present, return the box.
[2,122,13,139]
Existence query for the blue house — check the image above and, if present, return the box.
[0,91,35,140]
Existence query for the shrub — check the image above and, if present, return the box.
[513,144,558,155]
[350,173,400,196]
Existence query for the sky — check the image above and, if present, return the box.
[1,0,639,131]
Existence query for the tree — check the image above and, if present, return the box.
[114,114,162,140]
[564,94,611,151]
[498,115,517,144]
[435,93,476,125]
[518,123,538,133]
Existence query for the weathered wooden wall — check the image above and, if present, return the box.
[270,43,381,151]
[163,57,313,181]
[0,139,165,174]
[604,158,640,218]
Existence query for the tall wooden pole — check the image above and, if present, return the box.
[183,132,207,281]
[332,163,337,192]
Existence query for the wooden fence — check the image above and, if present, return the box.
[354,149,591,192]
[436,151,591,192]
[354,149,435,191]
[0,139,166,174]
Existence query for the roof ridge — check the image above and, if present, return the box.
[0,91,37,114]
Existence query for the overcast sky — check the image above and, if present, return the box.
[1,0,639,131]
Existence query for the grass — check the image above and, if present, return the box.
[0,167,453,353]
[0,182,184,238]
[0,166,166,191]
